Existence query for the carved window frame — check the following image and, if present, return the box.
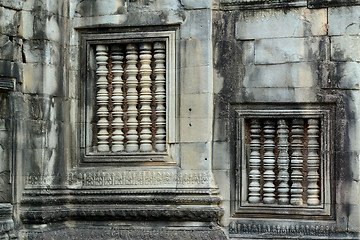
[79,30,177,164]
[232,106,334,219]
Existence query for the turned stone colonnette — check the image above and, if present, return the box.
[94,42,167,153]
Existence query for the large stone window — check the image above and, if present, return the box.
[233,107,334,218]
[80,30,176,163]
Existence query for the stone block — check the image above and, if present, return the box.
[180,9,212,40]
[16,120,46,150]
[0,35,22,62]
[179,66,211,94]
[181,0,211,9]
[0,0,23,10]
[179,38,211,68]
[22,63,62,96]
[180,142,211,170]
[344,91,360,119]
[331,36,360,62]
[68,74,80,100]
[23,0,65,15]
[255,37,328,64]
[213,118,229,142]
[0,60,22,83]
[331,62,360,89]
[236,87,318,102]
[179,117,212,142]
[26,95,52,121]
[0,6,18,36]
[22,63,43,94]
[179,93,212,119]
[329,6,360,36]
[213,170,230,200]
[18,10,34,39]
[45,16,62,42]
[212,142,230,170]
[240,40,255,65]
[213,69,225,95]
[243,63,316,88]
[347,119,360,152]
[348,203,360,232]
[46,121,64,149]
[23,40,62,65]
[31,10,64,42]
[75,0,127,17]
[235,8,327,40]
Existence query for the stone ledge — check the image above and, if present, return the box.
[21,188,223,224]
[21,188,222,207]
[20,205,223,224]
[21,225,227,240]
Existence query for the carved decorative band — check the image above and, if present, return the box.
[229,222,336,236]
[69,171,210,187]
[25,171,211,187]
[21,206,223,224]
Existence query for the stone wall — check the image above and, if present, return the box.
[213,1,360,238]
[0,0,358,239]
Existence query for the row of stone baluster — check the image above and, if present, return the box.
[95,42,166,153]
[248,118,321,205]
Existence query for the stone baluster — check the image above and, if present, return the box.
[290,119,304,205]
[153,42,166,152]
[95,45,110,152]
[139,43,153,152]
[277,119,290,205]
[263,120,276,204]
[111,45,124,152]
[307,119,321,205]
[125,44,139,152]
[248,119,262,203]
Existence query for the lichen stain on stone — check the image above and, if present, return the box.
[213,12,248,117]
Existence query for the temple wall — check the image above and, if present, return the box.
[0,0,358,239]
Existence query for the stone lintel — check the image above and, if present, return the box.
[219,0,307,10]
[308,0,360,8]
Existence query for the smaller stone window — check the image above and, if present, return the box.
[234,107,333,218]
[80,30,176,163]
